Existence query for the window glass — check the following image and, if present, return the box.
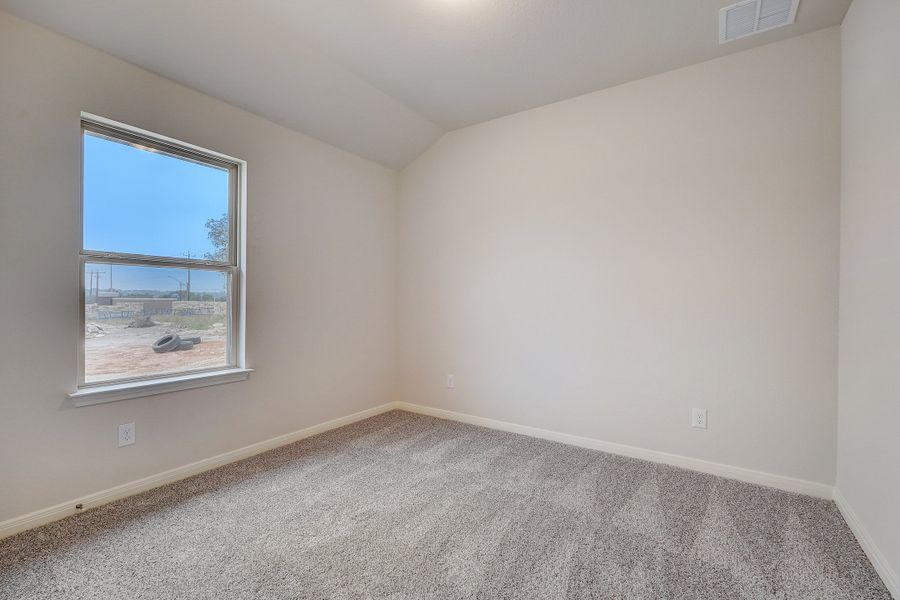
[82,131,230,261]
[83,262,230,384]
[79,118,241,390]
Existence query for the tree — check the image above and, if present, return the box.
[204,213,229,262]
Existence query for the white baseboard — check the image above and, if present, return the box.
[834,488,899,599]
[395,402,834,500]
[0,400,837,543]
[0,402,398,540]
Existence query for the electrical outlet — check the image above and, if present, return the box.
[118,422,135,447]
[446,374,455,389]
[691,408,708,429]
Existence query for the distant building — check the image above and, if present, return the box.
[95,291,118,306]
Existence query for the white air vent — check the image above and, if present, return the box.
[719,0,799,44]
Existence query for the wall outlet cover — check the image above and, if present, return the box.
[691,408,708,429]
[118,422,135,447]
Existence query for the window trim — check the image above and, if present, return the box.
[72,113,248,403]
[69,368,253,407]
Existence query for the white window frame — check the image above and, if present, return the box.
[69,113,249,406]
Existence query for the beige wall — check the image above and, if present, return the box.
[0,11,851,525]
[0,11,397,521]
[398,28,841,485]
[838,0,900,586]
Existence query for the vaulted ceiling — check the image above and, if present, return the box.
[0,0,852,168]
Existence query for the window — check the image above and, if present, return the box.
[74,114,246,402]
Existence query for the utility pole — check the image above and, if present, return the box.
[184,252,192,301]
[108,264,113,291]
[86,270,103,300]
[167,275,185,300]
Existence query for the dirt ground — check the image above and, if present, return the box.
[85,320,227,383]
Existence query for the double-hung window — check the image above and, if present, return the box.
[73,114,247,404]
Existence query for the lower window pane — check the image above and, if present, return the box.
[84,263,230,384]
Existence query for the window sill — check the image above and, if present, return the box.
[68,368,253,407]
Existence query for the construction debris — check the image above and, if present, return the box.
[126,316,158,328]
[85,323,105,338]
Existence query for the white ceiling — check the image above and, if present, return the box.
[0,0,851,168]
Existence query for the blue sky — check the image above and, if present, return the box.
[83,132,229,292]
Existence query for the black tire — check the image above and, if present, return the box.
[178,340,194,351]
[181,336,201,344]
[152,334,181,353]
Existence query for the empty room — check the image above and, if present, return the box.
[0,0,897,598]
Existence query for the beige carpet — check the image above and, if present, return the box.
[0,410,890,599]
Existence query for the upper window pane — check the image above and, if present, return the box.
[82,130,231,261]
